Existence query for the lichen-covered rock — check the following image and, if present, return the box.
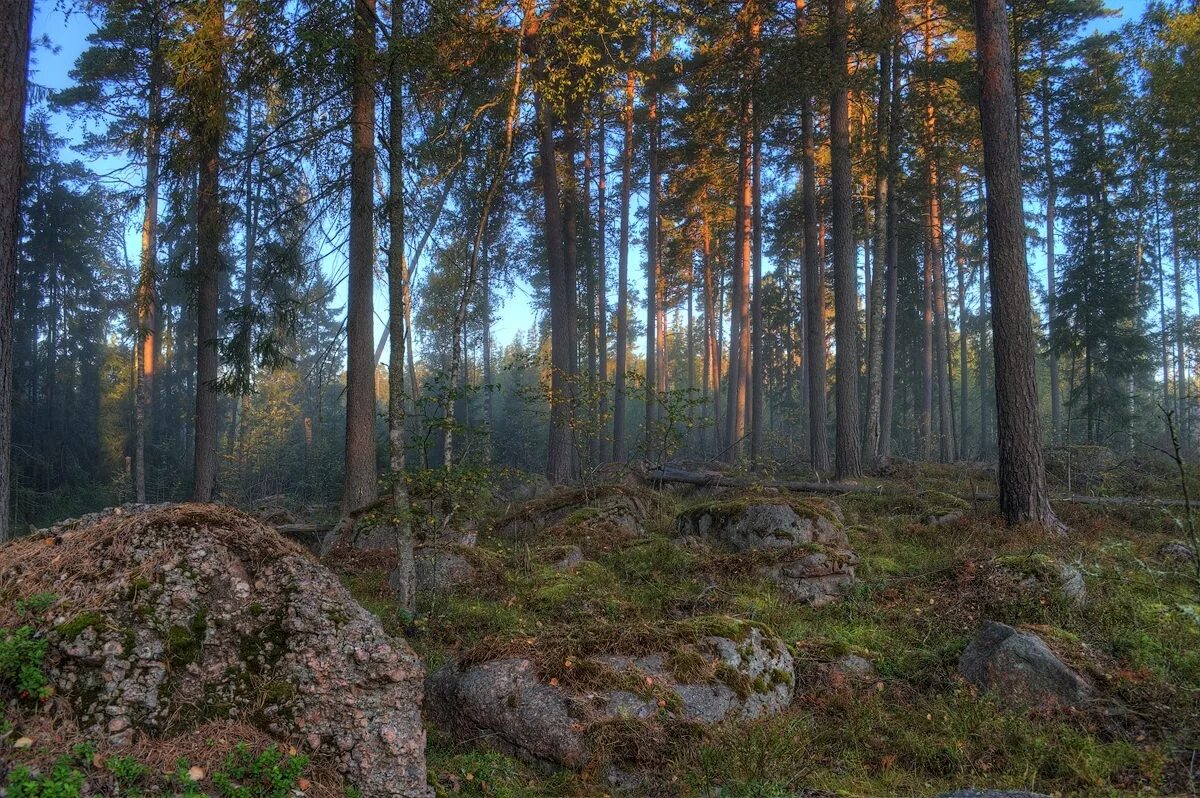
[0,504,429,798]
[675,498,856,604]
[991,555,1086,606]
[675,498,846,550]
[959,621,1093,709]
[425,625,794,771]
[1158,540,1196,563]
[414,546,477,593]
[492,486,649,543]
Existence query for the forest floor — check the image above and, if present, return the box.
[332,458,1200,798]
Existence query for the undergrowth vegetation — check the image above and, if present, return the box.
[337,464,1200,797]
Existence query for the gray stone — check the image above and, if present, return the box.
[935,791,1050,798]
[425,658,587,768]
[676,500,847,551]
[675,499,856,605]
[415,546,477,593]
[16,504,429,798]
[959,621,1093,709]
[550,545,585,572]
[425,625,795,772]
[1158,541,1196,563]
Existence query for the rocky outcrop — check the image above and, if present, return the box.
[1,504,429,798]
[675,498,856,605]
[425,624,794,771]
[492,486,650,543]
[415,545,477,593]
[991,555,1086,606]
[958,621,1093,709]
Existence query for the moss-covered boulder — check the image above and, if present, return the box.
[959,621,1094,710]
[491,485,650,544]
[425,624,794,771]
[675,497,856,604]
[0,504,428,798]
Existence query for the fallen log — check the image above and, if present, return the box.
[644,465,1193,509]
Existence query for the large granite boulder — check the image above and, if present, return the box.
[0,504,429,798]
[675,498,856,605]
[425,623,794,771]
[958,621,1094,709]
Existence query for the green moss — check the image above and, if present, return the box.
[165,610,208,668]
[714,662,752,699]
[56,611,106,640]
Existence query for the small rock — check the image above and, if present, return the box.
[1158,541,1195,563]
[414,546,476,593]
[550,545,584,572]
[959,621,1093,709]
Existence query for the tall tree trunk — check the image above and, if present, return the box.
[0,0,31,541]
[830,0,861,479]
[135,39,163,504]
[974,0,1060,530]
[880,48,901,460]
[645,20,660,460]
[536,85,579,483]
[1040,48,1060,441]
[237,90,256,477]
[386,0,414,610]
[862,0,893,470]
[344,0,379,513]
[596,110,608,461]
[702,213,720,453]
[191,0,225,504]
[725,108,752,462]
[955,176,969,459]
[750,109,764,465]
[613,72,633,462]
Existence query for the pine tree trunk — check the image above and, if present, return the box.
[135,40,163,504]
[702,214,720,453]
[750,110,764,465]
[595,112,608,461]
[862,0,893,470]
[537,88,579,483]
[725,111,752,462]
[880,48,901,460]
[1041,51,1060,442]
[612,72,633,462]
[974,0,1060,530]
[0,0,31,541]
[830,0,861,479]
[191,0,225,504]
[343,0,379,513]
[646,40,660,460]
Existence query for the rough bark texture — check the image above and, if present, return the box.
[646,23,661,460]
[880,49,901,460]
[386,0,415,612]
[830,0,861,479]
[537,90,579,484]
[612,73,633,463]
[344,0,379,513]
[974,0,1060,530]
[862,3,893,471]
[135,42,163,504]
[0,0,32,541]
[191,0,225,504]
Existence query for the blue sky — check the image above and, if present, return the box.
[29,0,1149,367]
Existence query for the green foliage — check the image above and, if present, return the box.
[4,761,86,798]
[210,743,309,798]
[16,593,58,616]
[0,626,51,700]
[105,755,148,793]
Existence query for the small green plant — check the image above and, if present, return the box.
[15,593,58,616]
[106,754,148,795]
[69,742,96,766]
[5,760,86,798]
[0,626,51,700]
[172,759,207,798]
[211,743,309,798]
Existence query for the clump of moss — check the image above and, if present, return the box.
[164,610,208,668]
[56,611,107,641]
[666,648,711,683]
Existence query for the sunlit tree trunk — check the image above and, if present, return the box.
[646,19,660,460]
[880,48,901,460]
[975,0,1060,529]
[595,111,608,461]
[134,37,163,504]
[750,112,764,465]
